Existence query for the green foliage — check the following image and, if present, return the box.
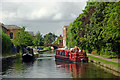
[53,36,60,44]
[13,27,33,47]
[66,2,120,57]
[1,30,11,53]
[44,46,51,50]
[44,32,57,44]
[66,23,77,48]
[33,31,44,46]
[16,53,21,59]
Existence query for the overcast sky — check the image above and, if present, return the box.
[0,0,88,36]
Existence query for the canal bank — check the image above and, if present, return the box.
[2,54,17,65]
[2,54,17,73]
[87,53,120,77]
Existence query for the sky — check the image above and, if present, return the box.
[0,0,89,36]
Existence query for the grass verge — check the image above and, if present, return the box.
[88,55,120,67]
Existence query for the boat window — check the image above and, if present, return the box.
[67,52,69,57]
[63,52,65,56]
[56,51,58,54]
[62,50,65,56]
[58,52,60,54]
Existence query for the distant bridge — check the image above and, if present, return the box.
[44,44,63,49]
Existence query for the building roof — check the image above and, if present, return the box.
[0,22,4,27]
[0,22,8,31]
[4,25,21,30]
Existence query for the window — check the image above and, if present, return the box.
[10,32,13,39]
[67,52,69,57]
[62,50,65,56]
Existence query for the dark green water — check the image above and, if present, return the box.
[2,51,119,78]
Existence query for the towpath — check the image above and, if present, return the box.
[87,53,120,63]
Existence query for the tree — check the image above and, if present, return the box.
[66,1,120,57]
[44,32,57,44]
[13,27,33,47]
[53,36,60,44]
[33,31,44,46]
[66,22,77,48]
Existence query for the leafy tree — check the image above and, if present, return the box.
[44,32,57,44]
[53,36,60,44]
[13,27,33,47]
[66,1,120,57]
[100,2,120,56]
[66,22,78,48]
[85,2,120,56]
[33,31,44,46]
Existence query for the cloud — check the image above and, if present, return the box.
[30,6,59,20]
[53,13,62,20]
[30,7,49,19]
[1,1,88,35]
[2,0,88,2]
[1,2,86,21]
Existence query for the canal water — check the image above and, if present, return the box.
[2,51,119,78]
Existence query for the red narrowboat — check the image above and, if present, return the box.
[55,46,88,63]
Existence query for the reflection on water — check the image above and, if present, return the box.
[56,61,88,78]
[2,51,119,78]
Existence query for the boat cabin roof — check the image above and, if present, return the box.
[57,48,69,50]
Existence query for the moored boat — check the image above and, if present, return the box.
[55,46,88,63]
[22,47,34,62]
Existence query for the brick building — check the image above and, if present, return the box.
[3,25,21,39]
[63,26,68,47]
[59,35,63,46]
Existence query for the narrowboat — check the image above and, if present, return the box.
[22,47,34,62]
[55,46,88,63]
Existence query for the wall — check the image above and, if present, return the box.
[63,26,68,47]
[59,35,63,46]
[7,29,20,39]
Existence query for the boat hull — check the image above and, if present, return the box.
[22,54,34,62]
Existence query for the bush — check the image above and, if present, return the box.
[1,30,11,54]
